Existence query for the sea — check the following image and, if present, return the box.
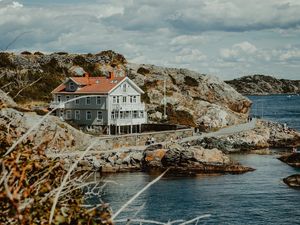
[99,94,300,225]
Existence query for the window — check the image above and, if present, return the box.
[123,83,127,92]
[66,95,70,102]
[120,111,124,119]
[129,96,133,103]
[86,97,91,105]
[133,96,137,103]
[57,95,61,102]
[116,96,120,103]
[75,110,80,120]
[115,111,119,119]
[75,95,79,104]
[113,96,116,103]
[125,111,130,118]
[111,111,115,119]
[133,111,138,118]
[140,111,144,118]
[97,96,101,105]
[69,82,75,91]
[86,111,92,120]
[66,110,71,120]
[97,111,103,120]
[123,96,127,103]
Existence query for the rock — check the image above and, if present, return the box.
[142,148,167,169]
[278,153,300,168]
[283,174,300,188]
[128,63,251,129]
[130,151,143,162]
[0,107,92,154]
[226,75,300,95]
[0,89,17,108]
[142,143,254,174]
[195,119,300,153]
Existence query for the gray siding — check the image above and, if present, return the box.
[63,109,108,126]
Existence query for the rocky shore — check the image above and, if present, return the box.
[54,143,254,175]
[226,74,300,95]
[193,120,300,153]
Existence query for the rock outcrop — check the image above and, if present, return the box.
[278,153,300,168]
[0,51,251,130]
[195,120,300,153]
[283,174,300,188]
[226,75,300,95]
[141,143,254,174]
[128,63,251,129]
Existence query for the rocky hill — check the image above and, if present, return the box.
[226,75,300,95]
[0,50,251,129]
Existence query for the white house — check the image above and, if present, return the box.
[50,71,147,135]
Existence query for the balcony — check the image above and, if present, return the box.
[110,117,147,126]
[111,103,145,111]
[49,101,65,109]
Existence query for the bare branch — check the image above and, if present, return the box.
[2,31,31,51]
[49,139,98,224]
[111,168,169,221]
[13,77,42,99]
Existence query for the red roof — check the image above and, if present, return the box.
[51,76,126,94]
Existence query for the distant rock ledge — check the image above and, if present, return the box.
[226,75,300,95]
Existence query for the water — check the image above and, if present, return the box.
[248,94,300,131]
[99,95,300,224]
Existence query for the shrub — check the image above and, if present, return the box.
[137,67,150,75]
[21,51,32,55]
[0,52,14,68]
[34,51,44,56]
[184,76,199,87]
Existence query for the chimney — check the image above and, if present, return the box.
[109,71,115,80]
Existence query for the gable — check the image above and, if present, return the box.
[109,77,144,95]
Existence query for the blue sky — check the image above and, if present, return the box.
[1,0,300,80]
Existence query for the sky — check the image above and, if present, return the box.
[1,0,300,80]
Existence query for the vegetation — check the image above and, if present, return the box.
[0,127,112,225]
[184,76,199,87]
[20,51,32,55]
[0,53,14,68]
[137,67,150,75]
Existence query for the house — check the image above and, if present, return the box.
[50,71,147,135]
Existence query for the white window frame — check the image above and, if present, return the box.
[86,111,92,120]
[140,111,144,118]
[65,95,70,102]
[75,110,80,120]
[116,96,120,104]
[123,96,127,103]
[113,96,116,104]
[133,111,138,118]
[123,83,127,92]
[97,111,103,120]
[66,110,71,120]
[96,96,101,105]
[57,95,61,102]
[86,97,91,105]
[133,96,137,103]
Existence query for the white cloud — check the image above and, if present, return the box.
[220,42,257,60]
[0,0,300,80]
